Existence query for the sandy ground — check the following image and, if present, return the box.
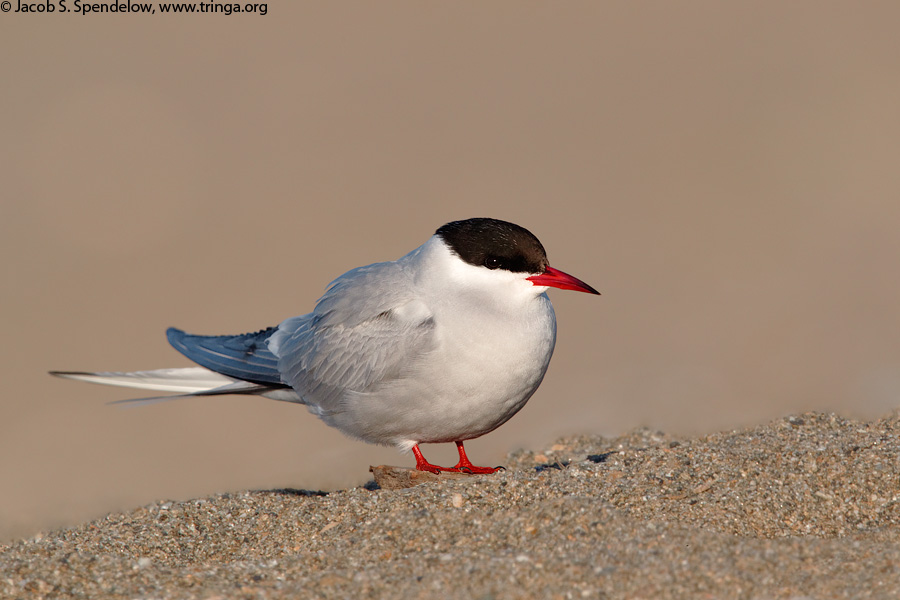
[2,411,899,599]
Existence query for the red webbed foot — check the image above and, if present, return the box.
[411,442,505,475]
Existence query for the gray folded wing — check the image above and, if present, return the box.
[269,261,436,415]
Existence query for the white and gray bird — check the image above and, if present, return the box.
[52,218,599,473]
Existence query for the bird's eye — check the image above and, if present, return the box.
[483,257,502,270]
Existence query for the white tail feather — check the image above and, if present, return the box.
[50,367,237,393]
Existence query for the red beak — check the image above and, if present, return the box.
[527,266,600,295]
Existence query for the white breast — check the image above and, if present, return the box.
[321,237,559,449]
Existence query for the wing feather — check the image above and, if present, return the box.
[166,327,285,386]
[270,261,436,415]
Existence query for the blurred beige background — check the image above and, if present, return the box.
[3,2,900,543]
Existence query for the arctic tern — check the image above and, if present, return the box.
[52,218,599,474]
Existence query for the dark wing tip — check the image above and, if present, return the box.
[49,370,91,378]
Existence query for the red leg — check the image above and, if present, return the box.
[451,441,502,474]
[412,444,444,474]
